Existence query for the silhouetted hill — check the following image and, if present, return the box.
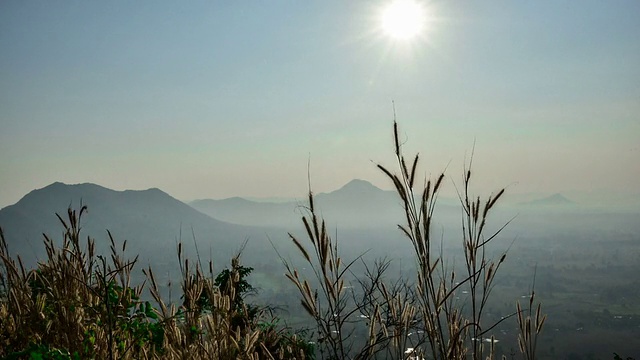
[0,182,275,270]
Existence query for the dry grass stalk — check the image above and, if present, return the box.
[516,290,547,360]
[283,120,545,359]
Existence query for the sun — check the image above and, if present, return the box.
[380,0,426,41]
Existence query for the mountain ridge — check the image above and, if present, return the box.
[0,181,276,270]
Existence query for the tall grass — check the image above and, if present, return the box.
[283,121,546,359]
[0,207,312,359]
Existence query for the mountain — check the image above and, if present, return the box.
[520,193,575,206]
[190,179,401,229]
[312,179,403,227]
[323,179,385,196]
[190,179,460,229]
[316,179,394,204]
[0,182,281,271]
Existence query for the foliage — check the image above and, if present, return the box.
[214,262,254,310]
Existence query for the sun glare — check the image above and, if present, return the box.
[380,0,426,41]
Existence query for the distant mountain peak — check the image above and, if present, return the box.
[217,196,254,204]
[548,193,572,201]
[525,193,575,206]
[336,179,381,192]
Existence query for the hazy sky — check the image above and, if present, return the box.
[1,1,639,208]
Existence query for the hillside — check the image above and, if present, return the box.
[0,182,277,270]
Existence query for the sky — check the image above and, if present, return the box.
[1,1,639,208]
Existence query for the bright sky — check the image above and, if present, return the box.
[1,1,639,207]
